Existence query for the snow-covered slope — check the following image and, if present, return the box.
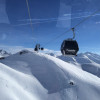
[46,53,56,57]
[0,50,100,100]
[58,52,100,77]
[0,63,47,100]
[0,50,10,58]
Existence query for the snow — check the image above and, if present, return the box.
[0,63,47,100]
[58,52,100,77]
[0,50,10,58]
[1,50,69,93]
[0,50,100,100]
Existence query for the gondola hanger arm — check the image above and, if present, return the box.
[72,28,75,39]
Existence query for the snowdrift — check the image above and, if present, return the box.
[0,50,100,100]
[58,52,100,77]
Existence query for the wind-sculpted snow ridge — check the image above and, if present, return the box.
[58,52,100,77]
[0,50,100,100]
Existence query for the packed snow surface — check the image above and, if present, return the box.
[0,50,100,100]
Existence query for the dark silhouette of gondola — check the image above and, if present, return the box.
[41,47,44,50]
[34,44,44,52]
[61,28,79,56]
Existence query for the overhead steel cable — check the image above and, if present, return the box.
[74,9,100,28]
[26,0,36,44]
[43,9,100,47]
[43,28,71,47]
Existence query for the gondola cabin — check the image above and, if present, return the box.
[61,39,79,56]
[34,44,44,52]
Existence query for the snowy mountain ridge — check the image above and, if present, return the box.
[57,52,100,77]
[0,49,10,58]
[0,50,100,100]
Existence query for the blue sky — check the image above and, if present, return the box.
[0,0,100,53]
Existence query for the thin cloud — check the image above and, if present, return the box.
[96,21,100,24]
[14,13,100,26]
[18,12,90,22]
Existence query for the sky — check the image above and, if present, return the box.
[0,0,100,54]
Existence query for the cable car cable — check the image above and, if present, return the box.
[74,9,100,28]
[72,28,75,39]
[43,9,100,47]
[26,0,36,44]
